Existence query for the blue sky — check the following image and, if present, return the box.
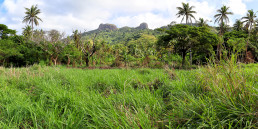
[0,0,257,35]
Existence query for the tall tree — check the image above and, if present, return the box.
[176,2,197,24]
[73,30,81,49]
[176,2,196,65]
[214,5,233,59]
[22,5,43,38]
[157,25,218,67]
[241,9,257,62]
[81,33,98,67]
[214,5,233,35]
[242,10,257,33]
[46,29,65,66]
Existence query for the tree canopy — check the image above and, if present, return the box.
[157,24,218,66]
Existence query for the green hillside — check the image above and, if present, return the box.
[81,23,163,45]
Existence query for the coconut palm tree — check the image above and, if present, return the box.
[242,10,257,33]
[220,21,230,33]
[176,2,197,25]
[22,5,43,37]
[241,10,257,61]
[233,19,243,31]
[214,5,233,35]
[197,18,210,27]
[22,25,32,40]
[176,2,196,66]
[214,5,233,59]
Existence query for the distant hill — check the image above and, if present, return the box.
[79,22,221,45]
[81,23,163,44]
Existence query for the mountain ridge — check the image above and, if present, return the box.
[96,22,149,31]
[81,22,162,44]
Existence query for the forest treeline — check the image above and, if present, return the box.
[0,4,257,68]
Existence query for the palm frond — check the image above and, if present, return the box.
[23,4,43,30]
[176,2,196,24]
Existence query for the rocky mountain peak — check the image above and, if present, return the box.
[136,22,149,29]
[98,23,118,31]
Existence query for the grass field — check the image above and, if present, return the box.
[0,63,257,128]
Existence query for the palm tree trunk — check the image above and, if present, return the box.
[217,19,223,60]
[186,16,188,24]
[246,30,251,62]
[31,18,34,40]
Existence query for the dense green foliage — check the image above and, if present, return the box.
[157,25,218,66]
[0,21,257,67]
[0,4,257,67]
[82,27,163,45]
[0,24,16,39]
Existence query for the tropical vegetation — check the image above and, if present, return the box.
[0,3,257,128]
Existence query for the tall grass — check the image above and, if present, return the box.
[0,62,257,128]
[163,55,257,128]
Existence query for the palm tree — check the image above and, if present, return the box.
[22,25,32,40]
[22,5,43,37]
[241,10,257,62]
[197,18,210,27]
[176,2,196,66]
[214,5,233,59]
[256,19,258,31]
[176,2,197,25]
[233,19,243,31]
[242,10,257,33]
[214,5,233,35]
[220,21,230,33]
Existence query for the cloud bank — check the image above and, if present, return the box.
[0,0,255,35]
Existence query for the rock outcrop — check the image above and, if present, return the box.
[98,23,118,31]
[136,22,149,29]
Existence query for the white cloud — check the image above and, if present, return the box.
[0,0,250,35]
[227,0,247,15]
[243,0,253,2]
[111,13,171,28]
[0,17,6,23]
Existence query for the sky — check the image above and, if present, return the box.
[0,0,257,35]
